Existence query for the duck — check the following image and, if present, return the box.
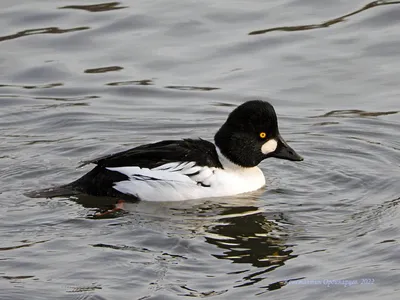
[30,100,303,201]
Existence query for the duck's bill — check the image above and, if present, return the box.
[272,135,303,161]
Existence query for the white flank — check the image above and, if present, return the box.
[106,148,266,202]
[261,139,277,154]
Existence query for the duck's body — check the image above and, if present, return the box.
[30,100,303,201]
[70,139,266,201]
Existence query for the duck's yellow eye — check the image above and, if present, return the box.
[259,132,266,139]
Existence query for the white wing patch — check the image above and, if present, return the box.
[107,162,214,201]
[107,160,266,202]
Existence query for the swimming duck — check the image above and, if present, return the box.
[32,100,303,201]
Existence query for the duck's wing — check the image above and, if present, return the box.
[71,139,223,200]
[80,139,222,169]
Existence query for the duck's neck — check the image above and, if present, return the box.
[215,146,247,170]
[214,123,241,169]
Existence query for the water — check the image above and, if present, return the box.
[1,0,399,299]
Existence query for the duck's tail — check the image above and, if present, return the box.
[24,184,79,199]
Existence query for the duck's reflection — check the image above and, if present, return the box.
[201,203,296,290]
[69,192,296,290]
[205,206,295,268]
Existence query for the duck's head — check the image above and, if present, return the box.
[214,100,303,168]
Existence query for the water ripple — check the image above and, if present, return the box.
[59,2,127,13]
[1,0,400,299]
[249,0,400,35]
[0,26,90,42]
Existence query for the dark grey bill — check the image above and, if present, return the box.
[271,135,303,161]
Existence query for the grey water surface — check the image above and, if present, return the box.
[1,0,400,299]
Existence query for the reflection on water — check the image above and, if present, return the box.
[84,66,124,74]
[0,83,63,89]
[104,81,219,90]
[0,240,47,251]
[249,0,400,35]
[311,109,399,118]
[67,192,295,290]
[206,207,293,266]
[165,85,220,91]
[34,95,99,102]
[107,79,154,86]
[206,208,295,289]
[0,26,90,43]
[59,2,127,12]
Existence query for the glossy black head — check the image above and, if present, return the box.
[214,100,303,167]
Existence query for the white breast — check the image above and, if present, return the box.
[107,155,265,202]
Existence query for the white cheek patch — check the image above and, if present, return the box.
[261,139,278,154]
